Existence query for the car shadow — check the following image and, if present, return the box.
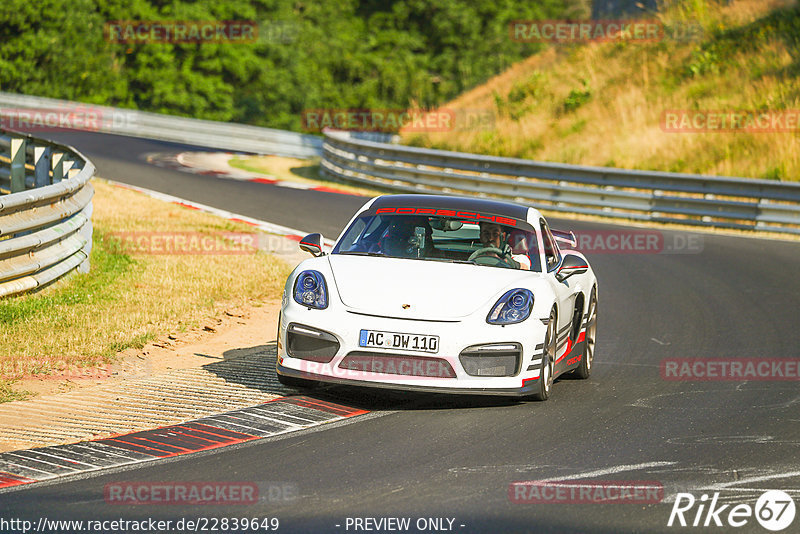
[201,342,555,413]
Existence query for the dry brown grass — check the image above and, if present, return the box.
[0,179,290,398]
[403,0,800,181]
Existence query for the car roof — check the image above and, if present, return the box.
[367,194,541,226]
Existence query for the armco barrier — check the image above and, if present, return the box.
[0,129,94,298]
[4,93,798,235]
[0,92,323,159]
[321,130,800,235]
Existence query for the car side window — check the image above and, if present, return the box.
[540,220,560,271]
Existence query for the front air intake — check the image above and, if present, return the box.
[459,343,522,377]
[287,323,339,363]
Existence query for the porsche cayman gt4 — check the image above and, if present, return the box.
[276,194,597,400]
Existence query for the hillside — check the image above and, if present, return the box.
[402,0,800,181]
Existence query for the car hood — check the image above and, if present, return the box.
[327,255,535,320]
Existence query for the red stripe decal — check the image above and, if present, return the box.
[556,337,572,363]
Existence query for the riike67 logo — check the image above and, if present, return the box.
[668,490,796,531]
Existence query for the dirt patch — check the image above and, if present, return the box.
[10,300,281,399]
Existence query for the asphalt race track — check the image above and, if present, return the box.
[1,130,798,533]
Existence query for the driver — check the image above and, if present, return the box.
[474,222,521,268]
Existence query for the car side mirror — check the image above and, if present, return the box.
[299,233,325,257]
[556,254,588,282]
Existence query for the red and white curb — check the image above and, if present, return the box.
[146,151,357,196]
[0,396,367,491]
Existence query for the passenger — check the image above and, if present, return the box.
[380,216,437,258]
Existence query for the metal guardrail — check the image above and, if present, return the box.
[0,129,94,298]
[0,92,323,159]
[321,130,800,235]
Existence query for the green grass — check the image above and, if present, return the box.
[0,230,136,399]
[0,230,134,327]
[0,180,291,403]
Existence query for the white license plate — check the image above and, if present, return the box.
[359,329,439,353]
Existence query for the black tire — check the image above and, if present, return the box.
[530,307,557,401]
[277,373,318,389]
[572,287,597,379]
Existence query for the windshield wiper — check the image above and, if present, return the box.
[337,251,386,257]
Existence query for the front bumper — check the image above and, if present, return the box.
[277,302,549,396]
[276,360,541,397]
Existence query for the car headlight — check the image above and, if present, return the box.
[293,270,328,309]
[487,289,534,325]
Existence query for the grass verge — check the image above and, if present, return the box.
[0,179,291,402]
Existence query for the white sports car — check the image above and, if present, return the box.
[276,195,597,400]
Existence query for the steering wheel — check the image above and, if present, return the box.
[469,246,520,268]
[467,247,515,268]
[468,246,504,261]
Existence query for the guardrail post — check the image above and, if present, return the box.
[51,151,64,182]
[34,145,52,187]
[63,159,75,180]
[10,137,26,193]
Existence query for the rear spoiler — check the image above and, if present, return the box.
[551,229,577,248]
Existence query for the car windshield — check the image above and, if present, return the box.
[333,214,541,271]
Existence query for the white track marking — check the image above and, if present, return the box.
[539,461,677,481]
[698,470,800,490]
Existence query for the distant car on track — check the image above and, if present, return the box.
[276,194,597,400]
